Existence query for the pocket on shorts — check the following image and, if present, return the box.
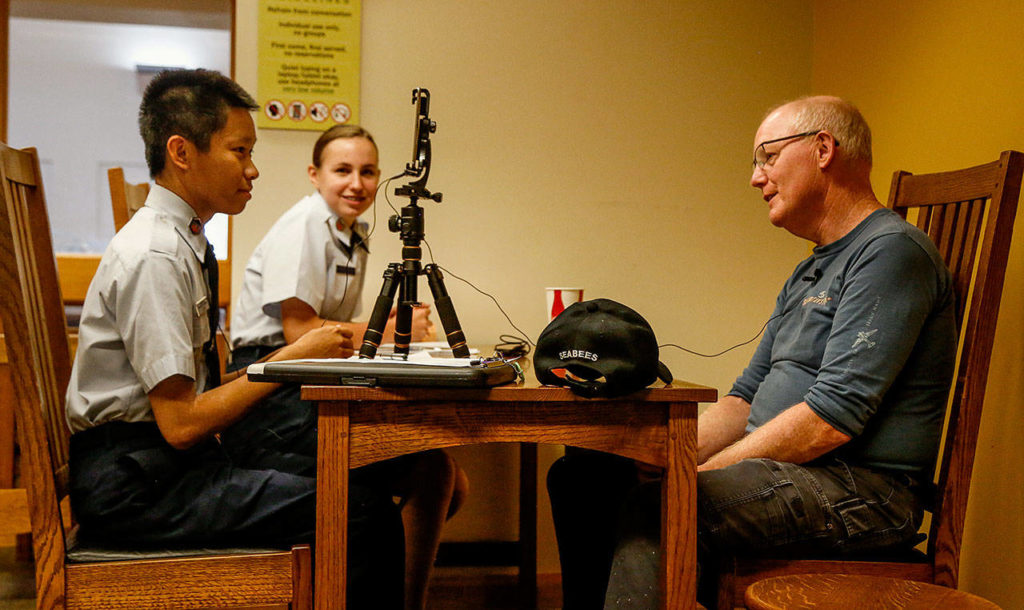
[703,459,832,549]
[833,494,917,552]
[765,475,830,545]
[835,498,876,538]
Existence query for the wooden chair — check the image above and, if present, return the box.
[716,150,1024,609]
[106,166,149,232]
[1,142,311,609]
[744,574,999,609]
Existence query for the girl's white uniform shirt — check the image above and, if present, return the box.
[231,192,369,348]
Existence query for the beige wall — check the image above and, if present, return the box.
[234,0,813,573]
[813,2,1024,607]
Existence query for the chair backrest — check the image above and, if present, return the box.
[886,150,1023,587]
[107,166,150,232]
[0,142,73,606]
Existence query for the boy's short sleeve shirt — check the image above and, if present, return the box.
[65,185,213,432]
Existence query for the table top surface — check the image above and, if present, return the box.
[301,367,717,403]
[301,354,717,402]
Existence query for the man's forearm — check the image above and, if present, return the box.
[697,395,751,464]
[699,401,851,471]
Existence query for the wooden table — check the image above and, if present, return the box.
[304,378,716,609]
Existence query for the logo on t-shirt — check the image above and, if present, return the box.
[802,290,832,307]
[852,329,878,349]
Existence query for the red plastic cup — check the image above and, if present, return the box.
[546,287,584,321]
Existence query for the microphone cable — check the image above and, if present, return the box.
[661,273,819,358]
[422,236,536,352]
[320,170,406,327]
[660,311,786,358]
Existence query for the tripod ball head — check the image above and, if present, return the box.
[389,204,425,246]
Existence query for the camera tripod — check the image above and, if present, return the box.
[358,89,470,359]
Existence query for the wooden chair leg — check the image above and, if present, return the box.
[716,556,737,610]
[292,544,313,610]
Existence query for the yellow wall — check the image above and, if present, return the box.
[813,2,1024,607]
[234,0,813,574]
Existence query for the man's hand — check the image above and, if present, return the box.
[276,324,353,361]
[698,401,851,472]
[697,395,751,465]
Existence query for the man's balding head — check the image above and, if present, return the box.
[765,96,873,167]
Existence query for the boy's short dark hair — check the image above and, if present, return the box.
[139,69,258,178]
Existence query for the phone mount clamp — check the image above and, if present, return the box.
[359,88,471,360]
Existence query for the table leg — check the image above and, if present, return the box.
[518,442,538,606]
[662,402,697,610]
[316,401,350,610]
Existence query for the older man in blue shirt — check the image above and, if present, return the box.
[547,96,956,609]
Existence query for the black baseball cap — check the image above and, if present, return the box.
[534,299,673,398]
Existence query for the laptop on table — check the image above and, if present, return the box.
[246,347,520,388]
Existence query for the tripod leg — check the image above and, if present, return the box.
[393,282,414,357]
[359,263,401,359]
[425,264,470,358]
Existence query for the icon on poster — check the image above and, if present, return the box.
[288,101,308,121]
[331,103,351,124]
[310,102,329,123]
[264,100,285,121]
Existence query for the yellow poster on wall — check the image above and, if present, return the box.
[257,0,360,131]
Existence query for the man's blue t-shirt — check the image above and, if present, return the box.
[729,208,956,479]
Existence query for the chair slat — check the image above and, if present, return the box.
[955,201,985,329]
[937,201,958,262]
[916,205,931,232]
[944,202,971,301]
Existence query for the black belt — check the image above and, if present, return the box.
[70,420,168,454]
[71,421,220,459]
